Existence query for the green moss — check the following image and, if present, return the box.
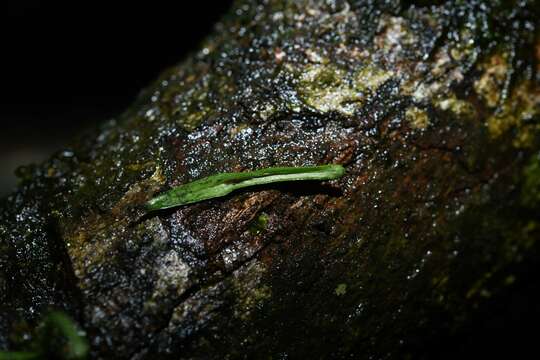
[249,213,269,235]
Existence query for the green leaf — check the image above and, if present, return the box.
[146,164,345,211]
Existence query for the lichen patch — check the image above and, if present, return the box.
[486,80,540,148]
[296,63,393,115]
[474,52,509,108]
[406,106,430,129]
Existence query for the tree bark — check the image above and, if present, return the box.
[1,0,540,358]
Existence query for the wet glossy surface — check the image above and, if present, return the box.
[1,0,539,358]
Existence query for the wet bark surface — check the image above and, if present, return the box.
[1,0,540,358]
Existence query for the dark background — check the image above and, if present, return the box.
[0,0,232,196]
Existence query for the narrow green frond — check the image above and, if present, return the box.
[146,164,345,211]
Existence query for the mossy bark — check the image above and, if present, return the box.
[1,0,540,358]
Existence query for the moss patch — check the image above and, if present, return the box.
[249,213,269,235]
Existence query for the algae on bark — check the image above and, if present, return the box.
[1,0,540,359]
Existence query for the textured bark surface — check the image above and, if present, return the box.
[1,0,540,358]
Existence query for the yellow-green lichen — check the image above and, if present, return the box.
[374,15,417,57]
[296,63,393,115]
[183,107,214,131]
[335,283,347,296]
[256,102,278,121]
[355,65,394,93]
[449,28,476,63]
[406,106,430,129]
[305,49,329,64]
[474,52,509,108]
[125,161,157,172]
[485,81,540,148]
[297,64,355,114]
[436,94,476,118]
[401,27,475,105]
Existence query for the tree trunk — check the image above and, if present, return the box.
[1,0,540,358]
